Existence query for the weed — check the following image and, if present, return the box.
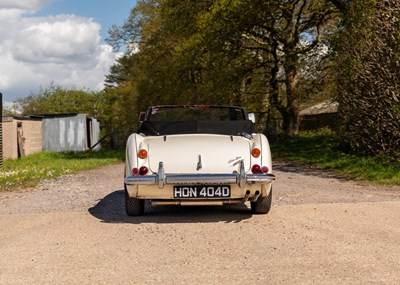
[0,150,124,192]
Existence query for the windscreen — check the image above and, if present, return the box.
[148,106,246,121]
[138,106,254,136]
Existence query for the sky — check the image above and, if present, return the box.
[0,0,137,103]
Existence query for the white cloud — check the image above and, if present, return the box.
[0,0,51,13]
[0,3,120,101]
[0,0,50,22]
[12,15,101,63]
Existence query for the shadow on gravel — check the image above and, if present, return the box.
[274,160,348,180]
[89,190,253,224]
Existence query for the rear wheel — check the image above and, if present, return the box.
[251,188,272,214]
[125,186,145,216]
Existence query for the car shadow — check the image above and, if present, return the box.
[88,190,254,224]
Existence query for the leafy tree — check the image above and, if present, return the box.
[102,81,139,148]
[103,53,143,147]
[18,83,99,116]
[107,0,340,137]
[187,0,339,137]
[330,0,352,12]
[106,0,218,113]
[105,55,138,89]
[336,0,400,159]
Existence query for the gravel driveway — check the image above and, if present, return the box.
[0,161,399,284]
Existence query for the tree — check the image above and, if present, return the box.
[188,0,339,136]
[107,0,218,112]
[106,0,340,137]
[18,84,99,116]
[330,0,352,12]
[336,0,400,159]
[103,53,143,147]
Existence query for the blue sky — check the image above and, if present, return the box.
[0,0,137,103]
[34,0,136,43]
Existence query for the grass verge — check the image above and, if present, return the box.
[271,130,400,185]
[0,150,124,192]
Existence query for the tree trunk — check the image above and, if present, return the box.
[282,108,300,138]
[281,51,300,138]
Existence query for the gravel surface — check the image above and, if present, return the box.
[0,161,399,284]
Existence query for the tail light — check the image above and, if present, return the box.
[132,167,149,175]
[139,166,149,175]
[138,149,148,159]
[252,164,269,174]
[132,168,139,176]
[251,164,261,174]
[251,148,261,158]
[261,166,269,173]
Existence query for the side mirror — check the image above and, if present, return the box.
[139,112,146,122]
[248,113,256,123]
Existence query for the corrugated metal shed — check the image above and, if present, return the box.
[41,114,100,152]
[1,113,101,160]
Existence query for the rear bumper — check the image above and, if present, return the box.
[124,161,275,189]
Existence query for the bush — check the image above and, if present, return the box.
[336,0,400,161]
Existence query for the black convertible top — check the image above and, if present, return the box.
[137,120,254,136]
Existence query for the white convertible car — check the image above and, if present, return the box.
[124,105,275,216]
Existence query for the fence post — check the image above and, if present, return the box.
[0,92,3,167]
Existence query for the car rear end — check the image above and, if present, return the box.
[124,105,275,215]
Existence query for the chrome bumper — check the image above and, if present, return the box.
[124,161,275,189]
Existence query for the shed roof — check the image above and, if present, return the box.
[299,100,338,116]
[1,116,43,122]
[29,113,80,118]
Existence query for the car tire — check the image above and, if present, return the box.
[251,188,272,214]
[125,186,145,216]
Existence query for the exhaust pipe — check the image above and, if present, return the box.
[251,190,260,202]
[243,190,251,202]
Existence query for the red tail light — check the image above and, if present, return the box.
[139,166,149,175]
[252,165,269,174]
[132,167,149,175]
[132,168,139,176]
[251,164,261,174]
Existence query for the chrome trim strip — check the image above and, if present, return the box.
[125,160,275,188]
[125,173,275,187]
[166,174,238,185]
[125,176,156,185]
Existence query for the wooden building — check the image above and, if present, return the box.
[299,100,339,131]
[1,116,43,159]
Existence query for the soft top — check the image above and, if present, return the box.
[137,120,254,136]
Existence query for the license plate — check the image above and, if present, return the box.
[173,185,231,198]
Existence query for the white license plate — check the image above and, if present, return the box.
[173,185,231,198]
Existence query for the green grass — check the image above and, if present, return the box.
[0,150,124,192]
[271,130,400,185]
[1,132,399,191]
